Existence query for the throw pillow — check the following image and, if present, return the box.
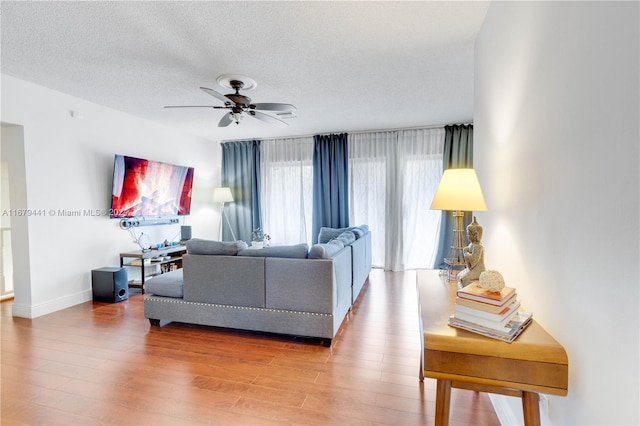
[308,240,345,259]
[348,228,364,238]
[318,225,369,243]
[334,230,356,246]
[186,238,248,256]
[318,227,347,244]
[238,244,309,259]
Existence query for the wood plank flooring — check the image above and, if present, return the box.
[1,269,499,425]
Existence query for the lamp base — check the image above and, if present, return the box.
[222,204,237,241]
[442,210,467,282]
[442,259,465,282]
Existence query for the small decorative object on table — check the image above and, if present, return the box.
[478,269,505,292]
[251,228,271,248]
[138,233,151,252]
[457,217,486,287]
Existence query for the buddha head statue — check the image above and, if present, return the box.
[467,216,483,244]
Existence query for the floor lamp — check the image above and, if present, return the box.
[213,187,236,241]
[430,168,487,280]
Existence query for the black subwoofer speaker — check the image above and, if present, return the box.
[91,267,128,303]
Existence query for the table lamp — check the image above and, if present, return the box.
[213,187,236,241]
[430,168,487,280]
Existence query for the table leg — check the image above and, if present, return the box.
[522,391,541,426]
[140,263,145,294]
[435,379,452,425]
[417,282,424,382]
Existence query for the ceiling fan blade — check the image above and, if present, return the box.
[164,105,226,109]
[249,111,288,128]
[218,112,234,127]
[251,103,297,112]
[200,87,231,104]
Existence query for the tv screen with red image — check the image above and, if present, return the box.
[110,154,194,219]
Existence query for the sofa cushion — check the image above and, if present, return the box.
[145,269,183,298]
[238,243,309,259]
[186,238,248,256]
[308,240,345,259]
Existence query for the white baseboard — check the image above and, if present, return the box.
[12,289,92,318]
[489,394,552,426]
[490,394,522,425]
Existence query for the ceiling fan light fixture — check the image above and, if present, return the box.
[231,112,243,124]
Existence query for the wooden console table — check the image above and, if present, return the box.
[119,245,186,294]
[417,270,568,425]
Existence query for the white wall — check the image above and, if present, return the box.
[1,75,222,317]
[475,2,639,425]
[1,125,28,300]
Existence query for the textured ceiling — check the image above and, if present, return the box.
[1,1,489,141]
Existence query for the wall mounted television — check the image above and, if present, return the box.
[110,154,194,219]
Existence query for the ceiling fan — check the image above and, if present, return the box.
[165,74,296,128]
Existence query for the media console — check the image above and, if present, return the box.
[119,245,186,294]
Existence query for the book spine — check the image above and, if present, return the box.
[455,294,517,313]
[453,309,519,329]
[456,292,509,306]
[454,299,521,322]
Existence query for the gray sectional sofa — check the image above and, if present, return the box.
[143,226,371,345]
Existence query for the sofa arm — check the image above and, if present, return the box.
[351,232,372,280]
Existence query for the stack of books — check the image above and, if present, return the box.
[448,282,533,343]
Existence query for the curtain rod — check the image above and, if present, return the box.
[221,122,474,143]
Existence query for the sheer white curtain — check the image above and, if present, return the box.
[349,131,396,269]
[348,128,444,270]
[398,128,445,270]
[260,137,314,246]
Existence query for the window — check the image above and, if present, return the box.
[258,128,444,270]
[260,137,314,245]
[349,128,444,270]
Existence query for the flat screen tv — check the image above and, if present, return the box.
[110,154,194,219]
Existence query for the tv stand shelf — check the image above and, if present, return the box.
[119,244,186,294]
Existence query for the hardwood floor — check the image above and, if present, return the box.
[1,269,499,425]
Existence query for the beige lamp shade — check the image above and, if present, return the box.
[430,168,487,212]
[212,187,234,203]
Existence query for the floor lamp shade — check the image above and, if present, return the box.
[213,187,236,241]
[213,187,234,203]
